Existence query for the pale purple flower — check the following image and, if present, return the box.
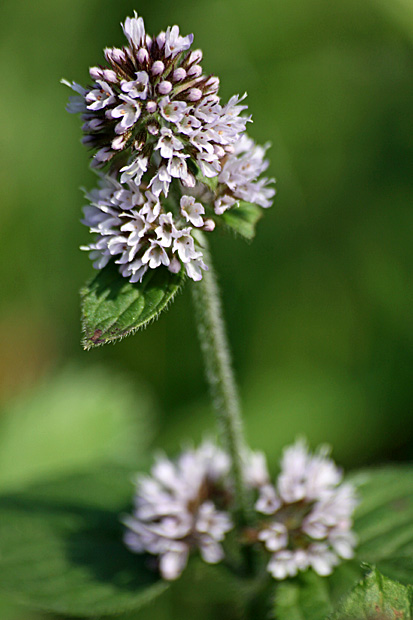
[121,72,149,100]
[164,25,193,58]
[120,156,148,185]
[158,97,187,123]
[172,229,202,263]
[180,195,205,227]
[85,80,116,111]
[155,213,176,247]
[155,127,184,159]
[142,240,170,269]
[122,11,146,48]
[148,165,172,197]
[109,96,141,134]
[184,257,208,281]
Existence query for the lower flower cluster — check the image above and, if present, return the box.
[122,439,357,581]
[122,441,233,580]
[254,440,357,579]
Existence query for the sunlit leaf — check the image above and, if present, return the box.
[81,262,186,349]
[330,568,413,620]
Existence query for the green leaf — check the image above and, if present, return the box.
[81,262,186,349]
[353,467,413,584]
[275,570,334,620]
[0,466,168,617]
[330,568,413,620]
[222,202,263,240]
[195,169,218,192]
[0,366,155,491]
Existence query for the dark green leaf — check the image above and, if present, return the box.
[330,568,413,620]
[353,467,413,584]
[274,563,362,620]
[275,570,334,620]
[222,202,263,240]
[0,466,168,617]
[80,262,185,349]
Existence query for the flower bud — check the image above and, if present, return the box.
[151,60,165,75]
[188,49,203,65]
[172,68,186,82]
[203,219,216,232]
[158,81,172,95]
[187,64,202,78]
[187,88,202,101]
[137,48,149,64]
[146,100,157,113]
[104,47,126,64]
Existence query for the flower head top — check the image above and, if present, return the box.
[122,441,233,580]
[253,440,358,580]
[64,13,275,282]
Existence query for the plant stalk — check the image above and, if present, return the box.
[191,233,252,525]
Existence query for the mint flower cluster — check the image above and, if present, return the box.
[122,441,233,580]
[123,440,357,581]
[254,441,358,579]
[63,13,275,282]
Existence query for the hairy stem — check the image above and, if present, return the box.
[191,233,252,525]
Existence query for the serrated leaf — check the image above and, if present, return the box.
[0,366,155,490]
[0,466,168,617]
[222,202,263,240]
[330,568,413,620]
[81,262,185,349]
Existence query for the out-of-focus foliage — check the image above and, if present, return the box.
[0,366,155,490]
[0,0,412,617]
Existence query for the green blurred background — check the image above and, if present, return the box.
[0,0,412,617]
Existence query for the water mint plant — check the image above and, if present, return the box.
[0,10,411,620]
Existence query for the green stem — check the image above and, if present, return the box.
[191,233,252,525]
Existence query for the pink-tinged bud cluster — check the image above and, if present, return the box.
[64,12,275,282]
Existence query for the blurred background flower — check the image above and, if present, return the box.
[0,0,412,616]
